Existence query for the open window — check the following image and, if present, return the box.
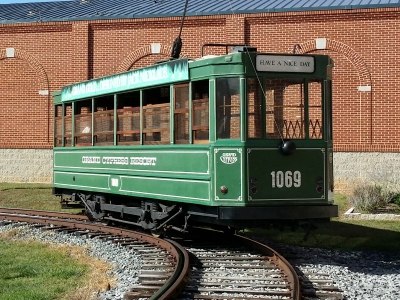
[94,95,114,146]
[308,79,323,139]
[142,86,170,145]
[117,91,141,145]
[265,78,305,140]
[74,100,92,146]
[54,105,63,147]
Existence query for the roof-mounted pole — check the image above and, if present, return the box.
[170,0,189,59]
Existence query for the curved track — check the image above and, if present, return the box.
[0,208,311,300]
[0,207,189,300]
[174,228,301,300]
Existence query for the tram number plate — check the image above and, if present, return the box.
[271,171,301,188]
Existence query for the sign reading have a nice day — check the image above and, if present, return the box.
[256,55,315,73]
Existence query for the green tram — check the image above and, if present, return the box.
[53,48,338,233]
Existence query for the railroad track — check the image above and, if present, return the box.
[0,207,188,300]
[0,208,342,299]
[173,228,301,300]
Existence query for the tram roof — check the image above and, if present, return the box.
[0,0,399,24]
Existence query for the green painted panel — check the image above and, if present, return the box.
[54,171,110,191]
[53,149,209,177]
[54,171,210,203]
[247,148,326,201]
[214,148,243,202]
[119,176,210,202]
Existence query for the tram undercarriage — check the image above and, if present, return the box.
[58,191,336,237]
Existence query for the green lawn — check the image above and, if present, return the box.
[0,240,87,300]
[0,183,114,299]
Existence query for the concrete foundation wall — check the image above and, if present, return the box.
[0,149,53,183]
[334,152,400,194]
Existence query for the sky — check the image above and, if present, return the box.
[0,0,70,4]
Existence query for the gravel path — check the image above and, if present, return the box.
[254,238,400,300]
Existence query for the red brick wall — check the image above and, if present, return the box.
[1,8,399,151]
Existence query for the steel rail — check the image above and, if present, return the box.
[0,207,87,220]
[176,227,301,300]
[0,209,190,300]
[235,234,301,300]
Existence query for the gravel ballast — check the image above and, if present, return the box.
[255,238,400,300]
[1,221,399,300]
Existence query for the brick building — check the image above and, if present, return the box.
[0,0,399,192]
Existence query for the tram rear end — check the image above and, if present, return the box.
[210,53,337,227]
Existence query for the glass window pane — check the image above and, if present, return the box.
[174,84,189,144]
[247,78,262,138]
[192,80,209,143]
[216,77,240,139]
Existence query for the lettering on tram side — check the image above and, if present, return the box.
[220,153,237,164]
[81,156,157,166]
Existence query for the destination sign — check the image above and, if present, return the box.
[61,58,189,102]
[256,55,315,73]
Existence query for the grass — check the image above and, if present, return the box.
[0,183,81,213]
[0,235,114,300]
[0,239,87,300]
[0,183,115,299]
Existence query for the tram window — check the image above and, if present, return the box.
[192,80,209,143]
[308,80,323,139]
[247,78,262,138]
[74,99,92,146]
[265,78,305,140]
[54,105,63,147]
[94,95,114,146]
[216,77,240,139]
[174,84,189,144]
[142,86,170,145]
[117,91,141,145]
[63,103,72,146]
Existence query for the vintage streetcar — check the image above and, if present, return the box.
[52,46,338,234]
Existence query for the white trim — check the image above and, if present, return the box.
[151,43,161,54]
[6,48,15,58]
[53,150,210,175]
[315,38,327,50]
[358,85,371,92]
[39,90,49,95]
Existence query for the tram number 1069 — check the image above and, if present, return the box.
[271,171,301,188]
